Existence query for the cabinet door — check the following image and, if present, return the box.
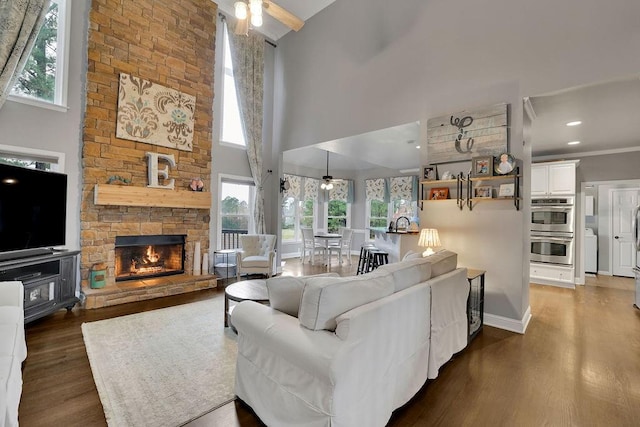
[548,164,575,195]
[59,256,77,300]
[531,166,549,196]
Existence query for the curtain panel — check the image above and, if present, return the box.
[365,178,386,202]
[303,177,319,201]
[329,180,353,203]
[227,27,265,233]
[0,0,50,109]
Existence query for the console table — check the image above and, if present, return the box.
[466,269,485,343]
[0,251,80,323]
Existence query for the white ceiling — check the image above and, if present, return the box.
[215,0,336,41]
[529,75,640,157]
[283,75,640,174]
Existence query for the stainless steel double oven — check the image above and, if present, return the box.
[530,197,574,265]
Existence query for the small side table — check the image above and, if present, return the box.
[214,249,236,283]
[466,269,485,343]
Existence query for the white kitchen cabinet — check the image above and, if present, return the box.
[531,161,578,196]
[530,262,575,288]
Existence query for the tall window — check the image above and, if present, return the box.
[220,22,246,147]
[10,0,69,108]
[327,200,349,233]
[368,199,389,238]
[324,180,352,233]
[220,180,253,232]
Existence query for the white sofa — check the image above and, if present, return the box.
[0,282,27,427]
[231,250,469,427]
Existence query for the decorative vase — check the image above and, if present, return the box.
[193,242,201,276]
[202,252,209,275]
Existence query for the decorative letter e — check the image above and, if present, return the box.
[146,152,176,190]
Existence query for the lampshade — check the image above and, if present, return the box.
[234,1,248,20]
[418,228,441,257]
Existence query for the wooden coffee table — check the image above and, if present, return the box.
[224,279,269,328]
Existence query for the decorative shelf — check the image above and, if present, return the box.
[94,184,211,209]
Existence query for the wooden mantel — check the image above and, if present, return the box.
[94,184,211,209]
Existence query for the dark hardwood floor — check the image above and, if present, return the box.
[19,257,640,426]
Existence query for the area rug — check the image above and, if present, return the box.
[81,297,237,427]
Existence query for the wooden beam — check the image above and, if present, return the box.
[94,184,211,209]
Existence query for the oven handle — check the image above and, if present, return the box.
[531,236,573,242]
[531,206,573,211]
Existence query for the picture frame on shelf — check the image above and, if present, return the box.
[498,183,515,198]
[471,156,494,178]
[423,165,438,181]
[429,187,449,200]
[494,153,516,175]
[473,186,492,199]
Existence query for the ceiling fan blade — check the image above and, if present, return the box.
[235,18,249,36]
[263,1,304,31]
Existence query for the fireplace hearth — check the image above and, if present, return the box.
[115,235,186,281]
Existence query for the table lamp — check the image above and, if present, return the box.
[418,228,440,257]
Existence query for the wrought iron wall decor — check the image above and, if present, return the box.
[426,104,508,164]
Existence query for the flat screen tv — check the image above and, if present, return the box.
[0,163,67,257]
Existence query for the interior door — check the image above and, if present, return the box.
[612,188,640,277]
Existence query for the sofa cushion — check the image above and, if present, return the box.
[298,272,394,331]
[266,273,339,317]
[376,257,432,293]
[241,255,270,268]
[427,250,458,278]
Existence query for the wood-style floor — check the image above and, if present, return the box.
[19,257,640,426]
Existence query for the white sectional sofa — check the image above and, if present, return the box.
[0,281,27,427]
[231,250,469,427]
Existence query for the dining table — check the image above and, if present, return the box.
[313,233,342,267]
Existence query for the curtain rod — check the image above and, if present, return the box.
[218,12,277,48]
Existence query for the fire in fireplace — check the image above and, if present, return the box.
[114,235,186,281]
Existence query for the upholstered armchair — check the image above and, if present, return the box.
[236,234,277,280]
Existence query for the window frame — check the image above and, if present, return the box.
[217,174,255,248]
[8,0,71,112]
[281,195,317,243]
[0,144,65,172]
[324,199,351,234]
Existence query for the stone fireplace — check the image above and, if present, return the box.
[114,235,186,281]
[79,0,218,309]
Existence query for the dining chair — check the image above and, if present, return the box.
[328,228,354,265]
[301,227,324,265]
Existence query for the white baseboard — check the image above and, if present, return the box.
[484,306,531,334]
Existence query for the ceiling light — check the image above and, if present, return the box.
[249,0,262,15]
[251,13,263,27]
[234,1,248,20]
[415,145,421,149]
[567,141,581,145]
[566,121,582,127]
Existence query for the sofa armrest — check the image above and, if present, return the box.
[232,301,344,381]
[0,282,24,309]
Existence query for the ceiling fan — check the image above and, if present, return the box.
[234,0,304,35]
[320,151,343,190]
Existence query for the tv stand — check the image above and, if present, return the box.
[0,251,80,323]
[0,248,53,262]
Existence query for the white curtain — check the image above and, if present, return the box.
[227,26,266,233]
[0,0,50,109]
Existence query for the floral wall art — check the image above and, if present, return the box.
[116,73,196,152]
[426,103,508,164]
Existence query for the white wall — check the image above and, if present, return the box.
[273,0,640,327]
[0,0,90,251]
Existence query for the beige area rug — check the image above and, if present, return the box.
[81,297,237,427]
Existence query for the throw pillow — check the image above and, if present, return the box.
[266,273,339,317]
[298,271,394,331]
